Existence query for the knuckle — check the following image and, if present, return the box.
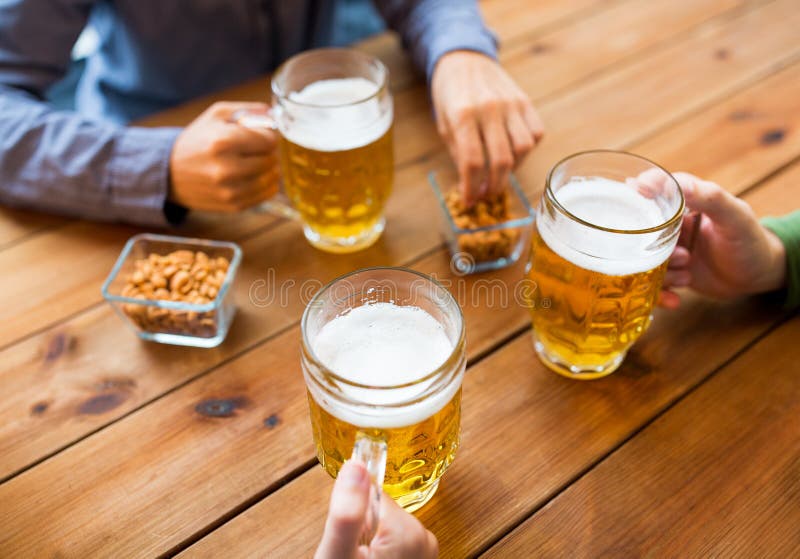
[330,510,362,534]
[453,106,476,125]
[514,138,534,156]
[211,163,232,185]
[703,183,726,204]
[495,153,514,169]
[218,188,237,203]
[208,138,230,155]
[464,155,484,172]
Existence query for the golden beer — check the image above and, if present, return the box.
[302,268,466,511]
[279,125,393,247]
[527,226,667,378]
[272,50,395,253]
[307,388,461,510]
[527,151,684,379]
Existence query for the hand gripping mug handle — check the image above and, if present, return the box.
[352,432,388,547]
[229,108,301,221]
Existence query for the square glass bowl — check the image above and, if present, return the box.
[102,233,242,348]
[428,171,535,274]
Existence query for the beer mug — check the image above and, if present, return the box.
[301,267,466,526]
[234,48,394,254]
[526,150,684,379]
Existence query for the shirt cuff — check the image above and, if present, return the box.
[424,23,499,82]
[761,211,800,310]
[105,126,183,227]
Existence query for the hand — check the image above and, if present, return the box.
[431,50,544,207]
[315,460,438,559]
[169,101,279,212]
[660,172,787,308]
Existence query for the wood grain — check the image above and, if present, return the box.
[499,0,746,101]
[174,157,800,558]
[2,127,796,559]
[3,2,799,483]
[636,60,800,190]
[2,2,799,557]
[0,208,66,250]
[484,316,800,558]
[1,0,787,352]
[480,0,612,47]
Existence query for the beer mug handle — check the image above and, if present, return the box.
[352,433,387,547]
[229,108,301,221]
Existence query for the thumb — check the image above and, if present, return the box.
[673,172,751,230]
[315,460,370,559]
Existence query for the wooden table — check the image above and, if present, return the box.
[1,0,799,556]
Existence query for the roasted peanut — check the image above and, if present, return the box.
[121,249,231,338]
[445,190,518,264]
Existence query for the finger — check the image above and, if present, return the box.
[315,461,370,559]
[228,153,278,178]
[664,269,692,288]
[505,111,535,166]
[658,290,682,309]
[673,172,753,231]
[222,169,281,210]
[213,124,278,156]
[210,155,276,193]
[207,101,270,120]
[481,115,513,196]
[676,210,701,249]
[234,173,281,209]
[630,168,672,199]
[426,530,439,559]
[668,246,691,268]
[522,103,545,144]
[453,117,486,208]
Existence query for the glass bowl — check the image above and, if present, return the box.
[101,233,242,348]
[428,171,535,274]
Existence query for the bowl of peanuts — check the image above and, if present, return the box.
[102,233,242,347]
[428,171,535,274]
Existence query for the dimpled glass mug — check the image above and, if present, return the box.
[301,267,466,536]
[235,48,394,254]
[526,150,684,379]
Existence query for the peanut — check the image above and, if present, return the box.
[120,249,232,338]
[445,190,518,265]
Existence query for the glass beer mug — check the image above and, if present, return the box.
[234,48,394,254]
[526,150,684,379]
[301,267,466,528]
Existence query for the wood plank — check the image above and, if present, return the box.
[481,0,610,47]
[3,123,798,558]
[2,1,798,483]
[180,301,781,558]
[484,315,800,558]
[173,156,800,558]
[499,0,746,100]
[0,208,67,250]
[635,60,800,189]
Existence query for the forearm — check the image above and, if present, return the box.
[0,86,182,226]
[373,0,498,81]
[762,210,800,309]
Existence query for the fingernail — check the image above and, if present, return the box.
[340,461,368,488]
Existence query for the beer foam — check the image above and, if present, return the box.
[281,78,392,152]
[538,177,676,275]
[307,302,463,428]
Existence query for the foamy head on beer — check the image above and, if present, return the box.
[282,77,393,152]
[308,302,457,429]
[538,177,677,275]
